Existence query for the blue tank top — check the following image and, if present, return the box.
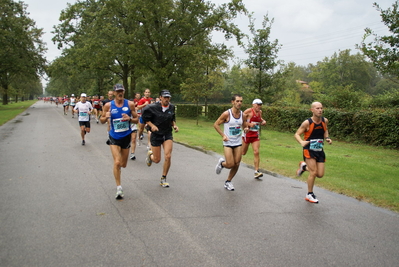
[109,99,132,139]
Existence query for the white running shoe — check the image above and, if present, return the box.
[130,153,136,160]
[305,193,319,203]
[296,161,307,177]
[160,178,169,188]
[224,181,235,191]
[115,187,124,199]
[215,158,225,174]
[254,171,263,179]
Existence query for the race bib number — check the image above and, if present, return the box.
[229,125,242,137]
[79,112,88,117]
[309,139,324,151]
[94,101,99,105]
[250,122,260,132]
[113,118,129,132]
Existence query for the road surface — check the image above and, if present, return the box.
[0,101,398,266]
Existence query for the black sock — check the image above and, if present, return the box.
[162,175,166,179]
[308,192,313,195]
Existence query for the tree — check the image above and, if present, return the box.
[180,44,227,123]
[244,14,281,103]
[52,0,247,96]
[360,1,399,78]
[0,0,46,104]
[309,50,375,94]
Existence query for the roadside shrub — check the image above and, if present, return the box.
[176,104,202,118]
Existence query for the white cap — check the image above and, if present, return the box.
[71,94,74,96]
[81,93,87,97]
[252,99,263,105]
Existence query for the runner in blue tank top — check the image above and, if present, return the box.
[100,84,138,199]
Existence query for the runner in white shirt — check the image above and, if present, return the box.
[73,93,93,145]
[69,94,77,118]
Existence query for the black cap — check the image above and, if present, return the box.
[113,84,125,91]
[160,90,171,97]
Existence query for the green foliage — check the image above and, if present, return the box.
[309,50,375,93]
[244,14,282,101]
[369,89,399,108]
[207,104,233,121]
[0,0,46,104]
[175,104,202,118]
[263,106,399,149]
[316,86,366,110]
[51,0,248,97]
[360,1,399,78]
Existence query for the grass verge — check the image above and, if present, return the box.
[174,116,399,213]
[0,100,37,126]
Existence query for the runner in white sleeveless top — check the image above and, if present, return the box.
[214,94,246,191]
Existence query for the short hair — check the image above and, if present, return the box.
[231,94,242,101]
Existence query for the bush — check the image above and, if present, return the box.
[205,104,399,148]
[176,104,203,118]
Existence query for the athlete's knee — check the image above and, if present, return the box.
[224,162,234,169]
[114,160,122,169]
[164,152,172,161]
[152,154,161,163]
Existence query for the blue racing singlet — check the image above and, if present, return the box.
[109,99,132,139]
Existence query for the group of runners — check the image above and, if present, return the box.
[99,85,176,199]
[214,95,332,204]
[45,87,332,204]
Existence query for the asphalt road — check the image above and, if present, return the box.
[0,101,398,267]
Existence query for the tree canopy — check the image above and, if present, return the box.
[0,0,46,104]
[50,0,247,97]
[360,1,399,79]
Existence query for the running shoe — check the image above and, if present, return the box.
[254,171,263,179]
[296,161,307,177]
[115,187,124,199]
[140,134,144,140]
[146,150,153,167]
[224,181,235,191]
[130,153,136,160]
[82,140,85,145]
[160,178,170,188]
[305,193,319,203]
[215,158,225,174]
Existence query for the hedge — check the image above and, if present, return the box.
[264,106,399,149]
[175,104,202,118]
[176,104,399,149]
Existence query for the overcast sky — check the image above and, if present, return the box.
[23,0,394,67]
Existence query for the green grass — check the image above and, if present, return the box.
[0,100,37,126]
[174,116,399,213]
